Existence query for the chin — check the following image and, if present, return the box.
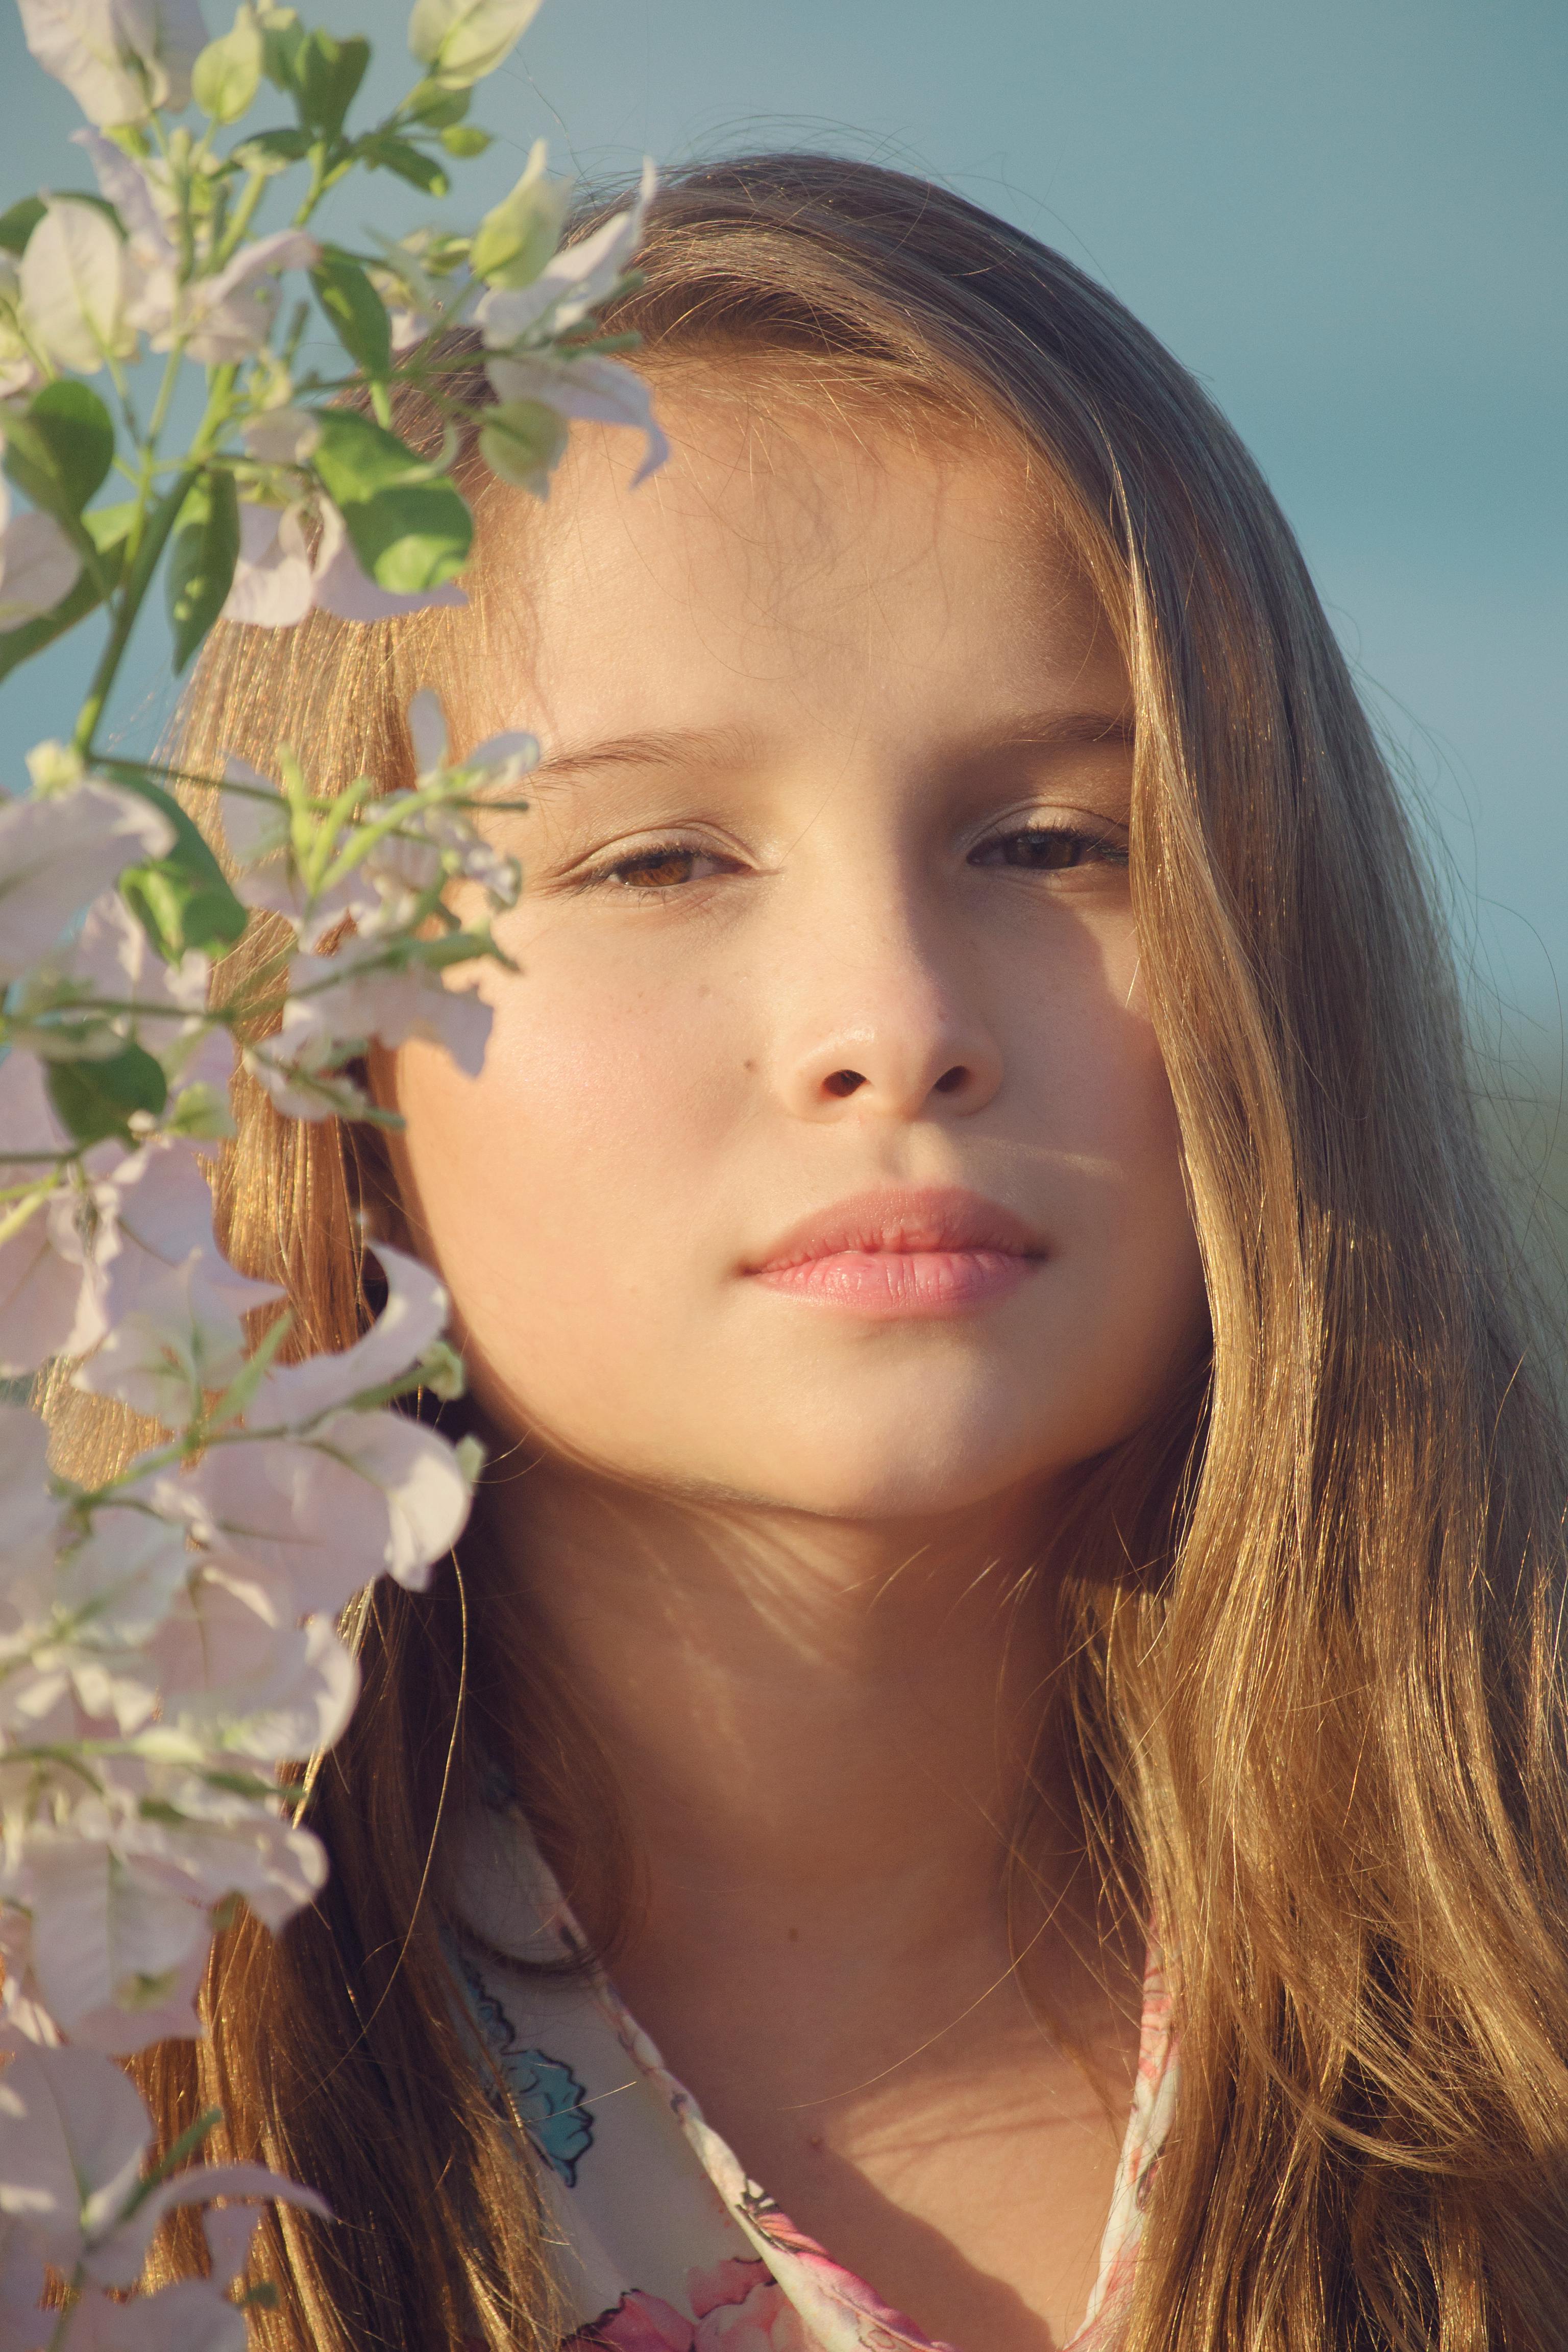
[691,1414,1070,1525]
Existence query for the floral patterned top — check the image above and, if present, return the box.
[450,1786,1176,2352]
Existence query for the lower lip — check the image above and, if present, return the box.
[750,1248,1037,1318]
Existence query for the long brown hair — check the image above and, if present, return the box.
[45,153,1568,2350]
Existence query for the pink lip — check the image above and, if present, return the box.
[744,1186,1046,1320]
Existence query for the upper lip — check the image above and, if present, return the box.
[745,1186,1048,1272]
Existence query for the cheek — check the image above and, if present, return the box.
[390,958,747,1416]
[1040,994,1209,1430]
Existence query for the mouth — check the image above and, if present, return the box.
[743,1186,1047,1320]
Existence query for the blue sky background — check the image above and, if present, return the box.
[2,0,1563,1046]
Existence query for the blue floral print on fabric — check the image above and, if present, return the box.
[460,1953,595,2187]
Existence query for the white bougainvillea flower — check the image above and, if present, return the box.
[0,1509,193,1737]
[19,199,135,375]
[364,229,467,354]
[0,2032,152,2271]
[0,783,172,983]
[73,1250,267,1427]
[475,156,654,346]
[56,2275,247,2348]
[408,0,543,88]
[405,686,537,792]
[260,936,493,1099]
[255,1243,449,1429]
[15,1504,190,1661]
[0,1784,328,2040]
[0,2031,327,2339]
[148,1562,359,1762]
[177,1407,474,1615]
[0,1056,117,1378]
[304,496,467,622]
[76,126,317,364]
[89,2161,329,2299]
[68,1139,281,1423]
[0,256,46,403]
[217,503,315,629]
[218,754,369,947]
[23,891,210,1058]
[223,719,524,951]
[0,1407,65,1590]
[484,349,668,488]
[158,230,322,366]
[0,479,81,629]
[239,404,321,468]
[1,1930,208,2061]
[71,124,176,260]
[0,1092,258,1384]
[221,497,467,630]
[18,0,209,126]
[99,1142,233,1312]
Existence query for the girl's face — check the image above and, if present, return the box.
[386,394,1209,1521]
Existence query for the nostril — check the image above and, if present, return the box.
[933,1066,967,1094]
[823,1069,866,1098]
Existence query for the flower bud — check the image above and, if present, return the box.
[469,141,570,290]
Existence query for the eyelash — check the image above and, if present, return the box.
[579,824,1128,897]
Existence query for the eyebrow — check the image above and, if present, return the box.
[526,724,757,789]
[525,709,1134,789]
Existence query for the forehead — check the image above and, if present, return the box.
[468,387,1125,744]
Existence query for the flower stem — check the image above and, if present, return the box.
[72,365,240,760]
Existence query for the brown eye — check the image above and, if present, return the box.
[609,848,702,889]
[977,827,1100,871]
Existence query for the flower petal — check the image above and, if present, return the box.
[219,502,314,628]
[0,509,82,627]
[20,199,130,374]
[255,1242,450,1427]
[0,788,172,982]
[309,502,468,623]
[484,351,668,486]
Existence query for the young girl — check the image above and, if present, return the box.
[51,155,1568,2351]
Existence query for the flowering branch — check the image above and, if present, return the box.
[0,0,664,2338]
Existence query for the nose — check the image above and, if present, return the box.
[773,892,1004,1124]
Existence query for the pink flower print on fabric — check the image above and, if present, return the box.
[691,2257,807,2346]
[566,2291,693,2348]
[734,2202,959,2352]
[567,2257,810,2350]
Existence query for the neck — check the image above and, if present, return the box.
[474,1461,1079,1953]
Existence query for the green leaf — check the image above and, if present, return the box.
[193,3,264,122]
[403,78,470,127]
[121,859,249,962]
[336,481,472,594]
[83,500,138,557]
[439,124,490,157]
[478,397,567,492]
[408,0,544,91]
[2,382,116,521]
[112,772,250,962]
[296,30,369,138]
[469,143,568,289]
[259,6,305,90]
[311,411,471,590]
[311,409,437,501]
[0,198,45,256]
[166,472,240,673]
[232,125,313,174]
[46,1044,168,1148]
[311,250,392,379]
[0,568,105,686]
[360,136,449,197]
